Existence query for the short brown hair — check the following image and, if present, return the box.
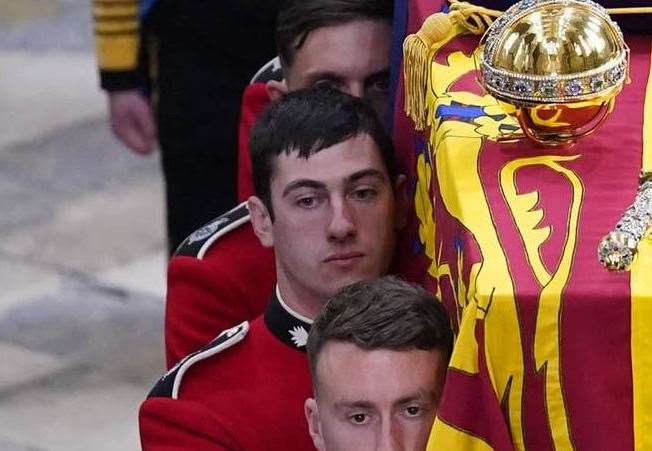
[306,276,453,380]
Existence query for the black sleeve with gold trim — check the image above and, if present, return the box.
[93,0,149,91]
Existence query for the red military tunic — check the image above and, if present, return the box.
[166,203,276,367]
[140,290,315,450]
[165,202,425,368]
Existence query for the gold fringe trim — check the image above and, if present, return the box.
[403,13,452,131]
[402,1,501,130]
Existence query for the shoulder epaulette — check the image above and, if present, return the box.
[249,56,283,84]
[147,322,250,399]
[174,202,251,259]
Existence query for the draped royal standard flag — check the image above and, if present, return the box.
[391,2,652,450]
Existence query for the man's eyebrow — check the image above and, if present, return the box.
[394,389,436,407]
[334,400,374,410]
[304,71,345,84]
[347,169,387,184]
[282,179,326,197]
[364,68,391,84]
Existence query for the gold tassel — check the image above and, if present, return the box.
[403,1,502,131]
[403,13,453,131]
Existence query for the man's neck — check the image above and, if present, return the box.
[275,275,325,321]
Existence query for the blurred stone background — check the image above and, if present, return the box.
[0,1,167,449]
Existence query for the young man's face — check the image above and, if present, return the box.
[305,342,447,451]
[249,134,404,318]
[270,19,392,120]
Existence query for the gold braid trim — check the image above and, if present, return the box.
[93,0,140,71]
[402,1,501,130]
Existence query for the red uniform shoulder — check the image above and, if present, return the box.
[165,202,275,367]
[141,309,315,451]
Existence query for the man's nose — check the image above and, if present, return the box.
[345,82,365,99]
[327,199,356,241]
[376,420,405,451]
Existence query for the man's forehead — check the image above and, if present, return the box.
[318,342,439,369]
[286,19,391,81]
[315,343,442,400]
[270,135,386,183]
[331,387,436,409]
[294,18,390,51]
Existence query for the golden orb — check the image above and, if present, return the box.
[478,0,629,146]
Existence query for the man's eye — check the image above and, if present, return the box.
[404,406,423,417]
[313,79,339,90]
[366,76,390,94]
[296,196,317,208]
[349,413,369,425]
[351,188,377,201]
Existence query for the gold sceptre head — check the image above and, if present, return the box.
[478,0,630,146]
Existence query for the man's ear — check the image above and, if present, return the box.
[305,398,326,451]
[248,196,274,248]
[266,79,288,101]
[394,174,409,230]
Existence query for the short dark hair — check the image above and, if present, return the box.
[249,87,398,213]
[275,0,393,69]
[306,276,454,382]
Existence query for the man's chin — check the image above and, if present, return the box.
[326,271,379,295]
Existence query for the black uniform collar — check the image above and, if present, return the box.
[264,286,313,352]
